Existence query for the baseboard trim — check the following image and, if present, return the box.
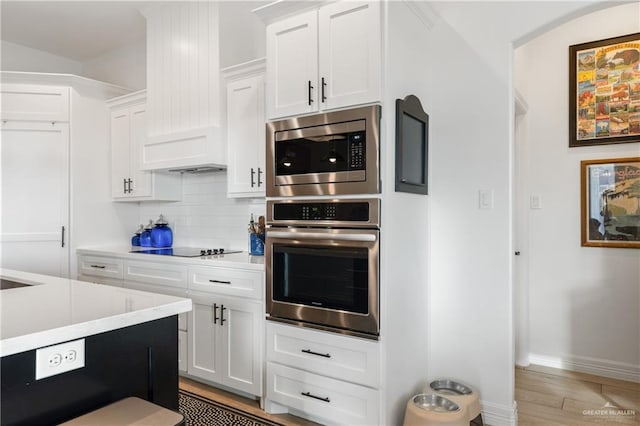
[529,353,640,383]
[481,400,517,426]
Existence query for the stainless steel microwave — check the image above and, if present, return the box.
[266,105,381,197]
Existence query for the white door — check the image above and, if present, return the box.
[188,295,223,383]
[266,10,318,119]
[129,104,152,197]
[318,1,381,111]
[111,108,130,198]
[1,121,70,277]
[220,296,262,395]
[227,74,265,197]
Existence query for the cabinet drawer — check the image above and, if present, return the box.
[266,362,378,426]
[267,322,379,388]
[78,256,123,280]
[188,266,263,299]
[77,274,124,287]
[124,260,187,289]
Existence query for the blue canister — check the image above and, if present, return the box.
[151,214,173,248]
[140,220,154,247]
[250,232,264,256]
[131,224,144,246]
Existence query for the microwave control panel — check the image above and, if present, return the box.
[348,132,365,170]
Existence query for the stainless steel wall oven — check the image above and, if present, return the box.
[266,105,381,197]
[265,198,380,339]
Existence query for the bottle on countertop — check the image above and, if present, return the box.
[131,224,144,247]
[151,214,173,248]
[139,220,154,247]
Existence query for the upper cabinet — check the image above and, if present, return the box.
[1,84,69,122]
[141,3,226,172]
[265,2,381,120]
[108,91,181,201]
[223,59,266,198]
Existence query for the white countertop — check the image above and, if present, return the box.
[77,246,265,271]
[0,269,192,357]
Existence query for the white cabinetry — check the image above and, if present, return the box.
[265,321,380,425]
[77,255,124,284]
[75,251,264,393]
[108,91,181,201]
[187,265,264,396]
[223,59,266,198]
[2,75,131,279]
[188,293,262,395]
[265,2,381,119]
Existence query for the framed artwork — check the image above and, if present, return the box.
[581,157,640,248]
[569,32,640,147]
[395,94,429,195]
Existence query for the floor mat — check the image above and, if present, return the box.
[179,390,283,426]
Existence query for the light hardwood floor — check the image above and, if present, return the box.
[516,365,639,425]
[181,366,639,426]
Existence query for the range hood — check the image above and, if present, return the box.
[141,125,227,173]
[167,165,226,174]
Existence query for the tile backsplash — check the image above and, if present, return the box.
[138,172,265,251]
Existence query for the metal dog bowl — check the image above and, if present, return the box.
[412,394,460,412]
[430,379,473,395]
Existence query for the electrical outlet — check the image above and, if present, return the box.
[35,339,85,380]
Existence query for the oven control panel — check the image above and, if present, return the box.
[271,201,374,223]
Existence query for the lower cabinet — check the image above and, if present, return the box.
[188,293,262,396]
[265,322,380,425]
[76,252,264,398]
[178,330,188,373]
[266,362,379,426]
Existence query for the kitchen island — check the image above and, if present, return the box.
[0,269,192,425]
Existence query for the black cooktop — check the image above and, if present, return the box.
[132,247,242,257]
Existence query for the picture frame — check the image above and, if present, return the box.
[581,157,640,248]
[395,94,429,195]
[569,32,640,147]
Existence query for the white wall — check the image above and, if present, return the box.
[138,172,265,252]
[514,2,640,381]
[424,2,618,424]
[380,3,431,424]
[1,39,145,90]
[1,40,83,74]
[82,40,146,90]
[219,1,266,68]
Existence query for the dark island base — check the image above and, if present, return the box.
[1,315,178,425]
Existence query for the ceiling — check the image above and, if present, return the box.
[0,1,152,62]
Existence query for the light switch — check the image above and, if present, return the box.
[530,195,542,209]
[479,189,494,209]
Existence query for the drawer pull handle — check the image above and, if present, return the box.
[301,391,330,403]
[301,349,331,358]
[90,265,106,269]
[209,279,231,284]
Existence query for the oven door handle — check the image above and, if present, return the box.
[267,231,376,242]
